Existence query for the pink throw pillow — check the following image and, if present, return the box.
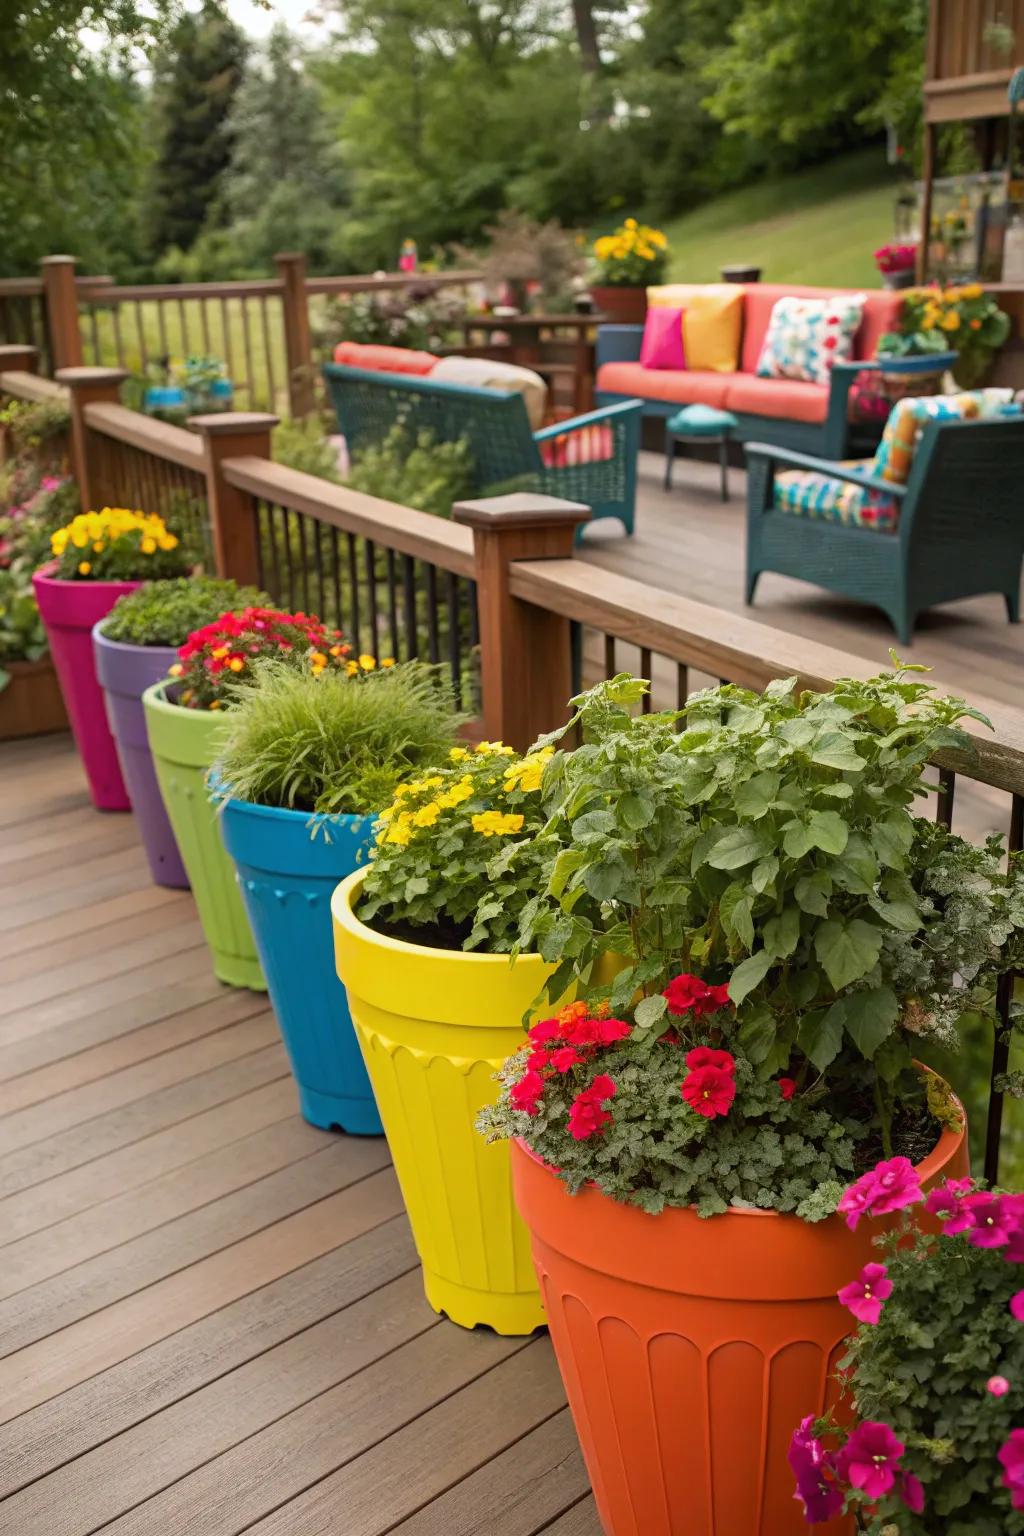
[639,306,686,371]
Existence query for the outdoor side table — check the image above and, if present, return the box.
[664,404,738,502]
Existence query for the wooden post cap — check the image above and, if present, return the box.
[0,344,38,369]
[452,492,591,530]
[187,411,280,435]
[39,254,77,267]
[55,366,129,387]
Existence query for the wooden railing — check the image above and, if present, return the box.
[1,254,482,420]
[4,359,1023,1184]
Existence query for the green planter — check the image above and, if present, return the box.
[142,681,265,991]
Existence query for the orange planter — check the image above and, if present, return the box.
[511,1111,967,1536]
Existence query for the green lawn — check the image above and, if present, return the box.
[662,149,902,289]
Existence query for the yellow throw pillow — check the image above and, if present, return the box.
[647,284,745,373]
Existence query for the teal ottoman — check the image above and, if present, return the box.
[664,404,738,502]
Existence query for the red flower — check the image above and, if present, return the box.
[568,1074,617,1140]
[685,1046,734,1075]
[510,1070,545,1116]
[550,1045,584,1073]
[526,1048,552,1072]
[681,1064,736,1119]
[663,974,731,1018]
[568,1016,632,1048]
[777,1077,796,1100]
[527,1017,560,1045]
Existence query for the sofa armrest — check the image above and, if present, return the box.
[745,441,906,498]
[823,361,880,457]
[596,324,644,369]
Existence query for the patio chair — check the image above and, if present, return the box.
[745,412,1024,643]
[323,362,642,537]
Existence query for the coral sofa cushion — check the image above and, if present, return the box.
[332,341,438,375]
[647,285,743,372]
[871,388,1017,486]
[724,375,829,424]
[596,362,732,408]
[639,305,686,370]
[756,293,866,386]
[431,355,548,430]
[774,459,899,534]
[741,285,904,374]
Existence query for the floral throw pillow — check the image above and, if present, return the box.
[756,294,866,387]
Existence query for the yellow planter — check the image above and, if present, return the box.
[331,867,552,1335]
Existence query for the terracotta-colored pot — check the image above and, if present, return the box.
[32,564,140,809]
[0,657,67,741]
[591,286,648,326]
[512,1095,967,1536]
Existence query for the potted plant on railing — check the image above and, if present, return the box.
[142,606,354,989]
[873,241,919,290]
[331,737,590,1333]
[877,284,1011,390]
[791,1167,1024,1532]
[33,509,190,810]
[93,577,264,887]
[214,659,460,1133]
[479,668,1024,1536]
[589,217,670,324]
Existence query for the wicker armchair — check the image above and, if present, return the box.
[323,363,642,536]
[746,414,1024,642]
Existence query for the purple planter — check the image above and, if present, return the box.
[92,625,189,888]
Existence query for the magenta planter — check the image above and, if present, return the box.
[92,625,189,887]
[32,564,141,811]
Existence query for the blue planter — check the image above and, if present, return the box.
[218,796,383,1136]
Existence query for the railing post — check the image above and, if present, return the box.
[190,411,279,584]
[274,252,314,418]
[40,255,84,371]
[0,344,38,375]
[56,365,129,512]
[453,492,591,750]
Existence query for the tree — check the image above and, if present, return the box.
[146,1,247,257]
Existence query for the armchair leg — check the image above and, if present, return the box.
[745,570,761,606]
[1007,590,1021,624]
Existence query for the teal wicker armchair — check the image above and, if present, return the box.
[323,363,642,536]
[746,414,1024,643]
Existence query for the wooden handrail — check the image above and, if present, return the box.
[221,456,476,579]
[305,269,482,296]
[83,279,284,304]
[82,400,206,474]
[508,558,1024,796]
[0,370,69,405]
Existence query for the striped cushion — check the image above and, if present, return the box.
[871,389,1016,486]
[773,459,900,534]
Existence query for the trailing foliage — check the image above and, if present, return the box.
[215,660,462,817]
[99,576,266,647]
[360,741,572,950]
[345,426,474,521]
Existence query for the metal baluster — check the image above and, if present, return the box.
[640,647,652,712]
[386,549,400,659]
[280,508,295,609]
[365,538,378,655]
[426,565,439,662]
[604,633,616,678]
[402,555,417,660]
[469,581,479,649]
[936,766,956,831]
[330,527,343,634]
[677,663,689,711]
[347,533,361,652]
[445,571,461,696]
[985,791,1024,1186]
[296,512,310,614]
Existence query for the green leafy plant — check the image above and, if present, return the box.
[591,217,670,286]
[0,565,47,689]
[0,475,76,571]
[479,668,1024,1220]
[215,658,462,818]
[360,740,571,950]
[99,576,267,647]
[0,398,69,466]
[791,1166,1024,1534]
[877,284,1011,387]
[50,508,191,581]
[273,416,342,483]
[346,424,474,520]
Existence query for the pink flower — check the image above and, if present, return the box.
[900,1470,926,1513]
[1001,1194,1024,1262]
[684,1046,735,1075]
[836,1420,905,1500]
[964,1193,1018,1250]
[926,1178,976,1233]
[1010,1291,1024,1321]
[838,1262,892,1325]
[988,1375,1011,1397]
[681,1064,736,1120]
[510,1070,544,1115]
[788,1417,843,1524]
[999,1429,1024,1511]
[663,973,731,1018]
[568,1074,617,1140]
[837,1157,923,1232]
[777,1077,797,1101]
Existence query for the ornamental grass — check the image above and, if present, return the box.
[214,659,462,818]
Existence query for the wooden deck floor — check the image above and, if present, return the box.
[0,734,599,1536]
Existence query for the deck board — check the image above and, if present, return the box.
[0,738,600,1536]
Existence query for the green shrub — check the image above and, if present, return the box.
[215,659,462,817]
[0,566,47,688]
[99,576,267,647]
[273,416,342,482]
[346,425,474,520]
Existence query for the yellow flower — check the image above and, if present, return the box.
[140,538,157,554]
[941,311,961,331]
[168,662,184,677]
[346,660,359,676]
[92,541,104,552]
[385,816,413,846]
[158,535,179,551]
[71,529,89,548]
[212,645,230,660]
[209,698,223,710]
[359,654,376,671]
[624,217,637,230]
[503,748,554,794]
[472,811,525,837]
[310,651,327,666]
[960,283,983,301]
[381,657,395,668]
[228,657,244,673]
[436,780,473,809]
[475,739,515,756]
[77,560,91,575]
[412,802,441,828]
[449,747,469,761]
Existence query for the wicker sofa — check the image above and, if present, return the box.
[595,284,905,458]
